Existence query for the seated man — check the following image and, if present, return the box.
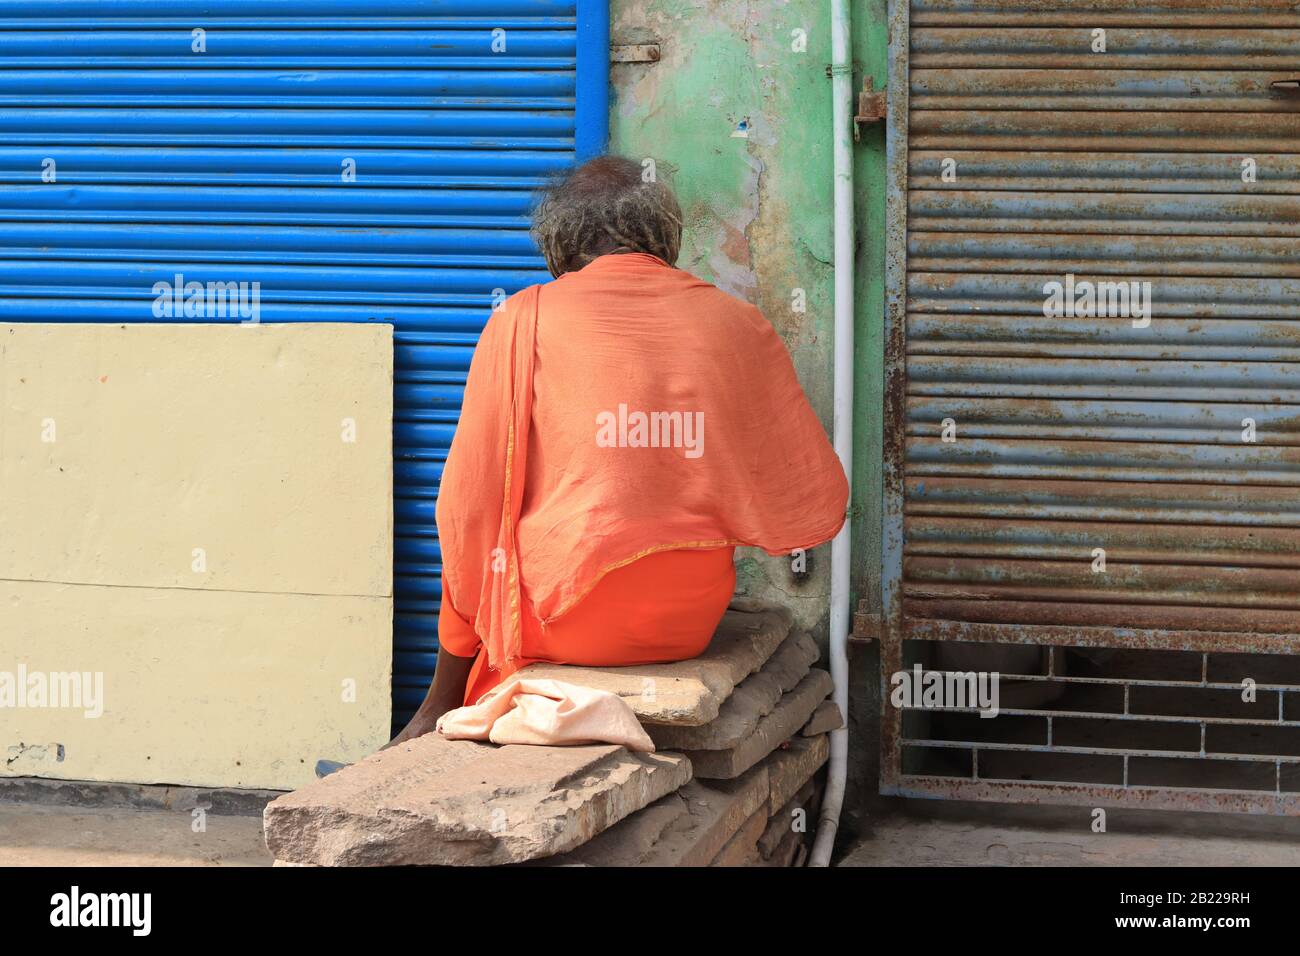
[391,155,848,744]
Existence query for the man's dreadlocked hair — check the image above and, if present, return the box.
[530,155,683,278]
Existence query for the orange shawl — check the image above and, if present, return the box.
[436,253,849,672]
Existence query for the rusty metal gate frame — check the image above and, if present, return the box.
[880,624,1300,815]
[876,0,1300,815]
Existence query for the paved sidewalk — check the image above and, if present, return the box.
[6,788,1300,867]
[840,800,1300,866]
[0,803,273,867]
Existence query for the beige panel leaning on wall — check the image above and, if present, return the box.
[0,323,392,597]
[0,323,394,790]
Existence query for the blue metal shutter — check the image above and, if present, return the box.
[1,0,609,733]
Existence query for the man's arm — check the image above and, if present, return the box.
[386,647,475,747]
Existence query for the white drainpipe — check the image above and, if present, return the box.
[809,0,854,868]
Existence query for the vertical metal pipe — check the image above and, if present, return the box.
[809,0,855,868]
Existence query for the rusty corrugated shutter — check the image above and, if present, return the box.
[886,0,1300,641]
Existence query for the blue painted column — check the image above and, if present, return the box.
[575,0,610,161]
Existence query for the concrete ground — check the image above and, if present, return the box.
[0,802,273,866]
[0,778,275,866]
[4,778,1300,867]
[839,798,1300,866]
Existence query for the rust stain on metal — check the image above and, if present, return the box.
[910,1,1300,31]
[901,618,1300,656]
[886,0,1300,820]
[853,77,887,141]
[611,43,661,64]
[851,601,882,643]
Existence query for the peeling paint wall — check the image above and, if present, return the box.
[610,0,891,838]
[609,0,839,634]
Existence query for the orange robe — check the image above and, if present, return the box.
[435,252,849,702]
[440,546,735,706]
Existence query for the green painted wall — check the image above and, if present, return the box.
[609,0,888,834]
[610,0,836,632]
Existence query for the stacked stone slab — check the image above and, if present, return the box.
[513,605,797,725]
[262,603,840,867]
[755,736,830,866]
[544,733,832,867]
[544,767,771,867]
[539,603,841,867]
[263,735,691,866]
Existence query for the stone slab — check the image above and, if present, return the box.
[680,670,834,780]
[263,733,691,866]
[761,827,805,868]
[510,606,793,726]
[551,715,828,868]
[801,700,844,737]
[708,805,767,867]
[766,733,830,816]
[646,632,818,751]
[759,777,818,859]
[548,765,770,867]
[725,595,779,614]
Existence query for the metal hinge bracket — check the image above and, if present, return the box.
[611,44,661,64]
[853,77,886,141]
[851,602,883,644]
